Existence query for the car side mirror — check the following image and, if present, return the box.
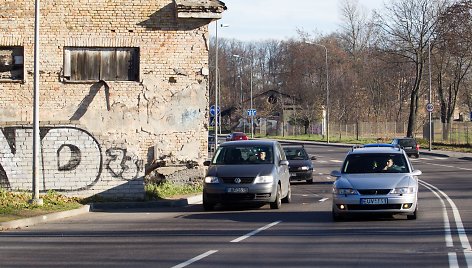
[279,160,289,166]
[203,160,211,166]
[310,155,317,160]
[411,170,422,176]
[330,170,342,177]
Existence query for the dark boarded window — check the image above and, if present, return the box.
[0,46,24,81]
[63,47,139,82]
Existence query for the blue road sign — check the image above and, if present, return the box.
[247,109,257,116]
[210,105,220,116]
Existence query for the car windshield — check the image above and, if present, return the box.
[212,145,273,165]
[284,148,308,160]
[398,139,416,147]
[342,153,409,174]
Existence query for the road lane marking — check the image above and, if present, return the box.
[420,180,472,267]
[419,161,472,172]
[231,221,281,243]
[318,198,329,202]
[330,160,343,163]
[172,250,218,268]
[449,253,459,268]
[419,181,453,247]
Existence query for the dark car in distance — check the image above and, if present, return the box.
[225,132,248,141]
[283,145,316,184]
[391,137,420,158]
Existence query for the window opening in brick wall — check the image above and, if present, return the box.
[0,46,24,81]
[63,47,139,82]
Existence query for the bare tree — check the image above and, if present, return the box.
[376,0,447,137]
[436,0,472,137]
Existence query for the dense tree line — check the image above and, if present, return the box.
[209,0,472,137]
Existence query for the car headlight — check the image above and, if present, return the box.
[334,188,359,195]
[204,176,219,184]
[391,186,416,194]
[254,175,273,184]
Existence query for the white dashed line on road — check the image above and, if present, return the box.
[172,250,219,268]
[231,221,282,243]
[318,198,329,202]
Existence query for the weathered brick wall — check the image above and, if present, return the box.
[0,0,216,198]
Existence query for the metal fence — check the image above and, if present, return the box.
[260,119,472,145]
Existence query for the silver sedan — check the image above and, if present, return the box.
[330,146,422,221]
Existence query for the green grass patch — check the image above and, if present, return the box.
[145,181,203,200]
[0,189,83,223]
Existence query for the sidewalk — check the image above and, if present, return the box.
[0,194,202,231]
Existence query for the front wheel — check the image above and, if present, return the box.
[270,184,282,209]
[407,206,418,220]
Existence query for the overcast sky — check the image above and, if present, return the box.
[213,0,386,41]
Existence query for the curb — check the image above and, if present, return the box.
[89,194,203,211]
[0,205,91,231]
[0,194,203,231]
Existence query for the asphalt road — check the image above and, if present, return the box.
[0,143,471,268]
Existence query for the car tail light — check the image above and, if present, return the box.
[242,136,248,140]
[416,144,420,150]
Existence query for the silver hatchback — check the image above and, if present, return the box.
[330,146,422,221]
[203,140,291,210]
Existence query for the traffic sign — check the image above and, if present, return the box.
[426,103,434,113]
[210,105,220,116]
[247,109,257,116]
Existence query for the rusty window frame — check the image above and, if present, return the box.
[0,46,24,82]
[63,47,139,82]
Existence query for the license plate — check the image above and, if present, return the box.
[404,146,413,149]
[290,173,296,177]
[360,198,388,205]
[226,187,248,193]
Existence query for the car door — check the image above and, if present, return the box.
[276,143,290,196]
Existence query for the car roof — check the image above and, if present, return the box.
[363,143,395,148]
[393,137,417,141]
[349,146,404,155]
[220,139,277,147]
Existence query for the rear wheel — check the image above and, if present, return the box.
[270,184,282,209]
[282,183,292,203]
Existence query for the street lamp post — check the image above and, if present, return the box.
[214,22,229,146]
[305,41,329,143]
[232,54,253,138]
[31,0,43,205]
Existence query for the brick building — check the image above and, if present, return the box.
[0,0,226,198]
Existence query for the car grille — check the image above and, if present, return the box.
[347,204,402,210]
[221,177,254,184]
[357,189,391,195]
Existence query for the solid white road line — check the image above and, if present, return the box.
[421,180,472,267]
[420,182,453,248]
[449,253,460,268]
[171,250,219,268]
[231,221,282,243]
[330,160,343,163]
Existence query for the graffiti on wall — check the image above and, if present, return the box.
[0,126,143,192]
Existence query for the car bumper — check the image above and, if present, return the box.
[289,170,313,181]
[332,194,417,214]
[204,183,276,204]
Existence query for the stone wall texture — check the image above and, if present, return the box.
[0,0,216,199]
